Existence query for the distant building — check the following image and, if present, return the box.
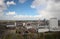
[0,19,60,33]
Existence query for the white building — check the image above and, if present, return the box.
[38,18,60,33]
[49,18,59,31]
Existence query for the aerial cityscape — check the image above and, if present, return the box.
[0,0,60,39]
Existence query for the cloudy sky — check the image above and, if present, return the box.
[0,0,60,20]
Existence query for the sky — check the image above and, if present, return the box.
[0,0,60,20]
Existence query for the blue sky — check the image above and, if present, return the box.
[5,0,38,16]
[0,0,43,20]
[0,0,60,20]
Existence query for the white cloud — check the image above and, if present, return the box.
[19,0,27,3]
[0,0,4,5]
[31,0,47,8]
[0,11,16,20]
[1,0,60,20]
[6,11,16,16]
[0,14,43,20]
[13,15,43,20]
[0,0,7,16]
[6,1,16,6]
[0,11,42,20]
[31,5,36,8]
[0,0,43,20]
[31,0,60,19]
